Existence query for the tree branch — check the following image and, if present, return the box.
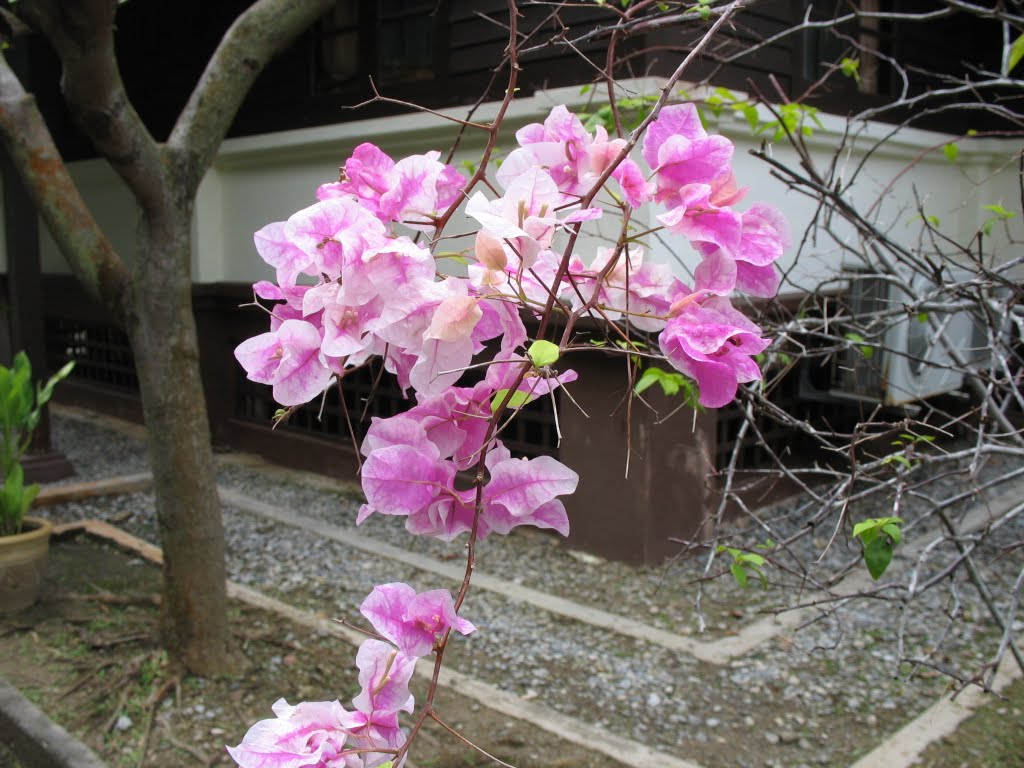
[168,0,335,197]
[15,0,168,218]
[0,49,129,322]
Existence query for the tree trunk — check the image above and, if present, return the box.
[126,203,234,676]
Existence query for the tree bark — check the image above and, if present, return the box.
[126,202,234,673]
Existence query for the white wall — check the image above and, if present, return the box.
[20,80,1022,296]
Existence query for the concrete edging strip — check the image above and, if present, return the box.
[36,473,154,508]
[848,652,1022,768]
[0,675,108,768]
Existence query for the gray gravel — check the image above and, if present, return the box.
[39,410,1024,767]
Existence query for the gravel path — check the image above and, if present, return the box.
[38,409,1024,768]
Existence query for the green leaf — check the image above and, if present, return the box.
[844,332,873,359]
[840,57,860,81]
[881,522,902,545]
[490,388,532,414]
[633,367,662,396]
[527,340,560,368]
[864,536,894,580]
[738,552,765,567]
[883,454,913,469]
[943,143,959,163]
[20,482,39,520]
[852,519,878,541]
[916,312,929,323]
[37,361,75,407]
[1009,33,1024,74]
[730,562,748,588]
[633,367,685,397]
[983,203,1015,219]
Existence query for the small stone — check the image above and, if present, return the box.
[706,718,720,728]
[779,731,799,744]
[115,715,133,731]
[764,732,780,745]
[566,549,605,566]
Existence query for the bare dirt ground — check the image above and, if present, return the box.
[0,535,611,768]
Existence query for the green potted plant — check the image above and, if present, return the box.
[0,352,74,613]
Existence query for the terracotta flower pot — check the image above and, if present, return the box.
[0,516,52,614]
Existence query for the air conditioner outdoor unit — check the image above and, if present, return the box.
[831,269,983,406]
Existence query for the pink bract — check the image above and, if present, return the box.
[658,296,772,408]
[360,583,475,658]
[351,639,417,715]
[233,319,331,407]
[225,698,356,768]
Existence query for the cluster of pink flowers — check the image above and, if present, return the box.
[235,103,785,415]
[230,101,786,765]
[228,583,474,767]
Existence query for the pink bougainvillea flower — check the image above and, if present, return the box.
[399,381,495,470]
[568,246,681,332]
[658,295,772,408]
[360,583,475,658]
[380,152,462,231]
[285,197,387,279]
[482,449,579,522]
[733,203,788,297]
[320,142,396,218]
[692,202,788,298]
[643,103,735,205]
[351,639,417,715]
[473,229,508,271]
[708,170,748,208]
[657,183,742,256]
[409,280,482,396]
[466,168,561,268]
[359,442,455,520]
[424,294,483,344]
[253,221,317,289]
[423,444,577,539]
[692,245,738,296]
[322,143,466,232]
[500,105,650,207]
[400,494,477,541]
[252,281,311,332]
[226,698,356,768]
[234,319,332,406]
[338,711,405,768]
[611,157,655,208]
